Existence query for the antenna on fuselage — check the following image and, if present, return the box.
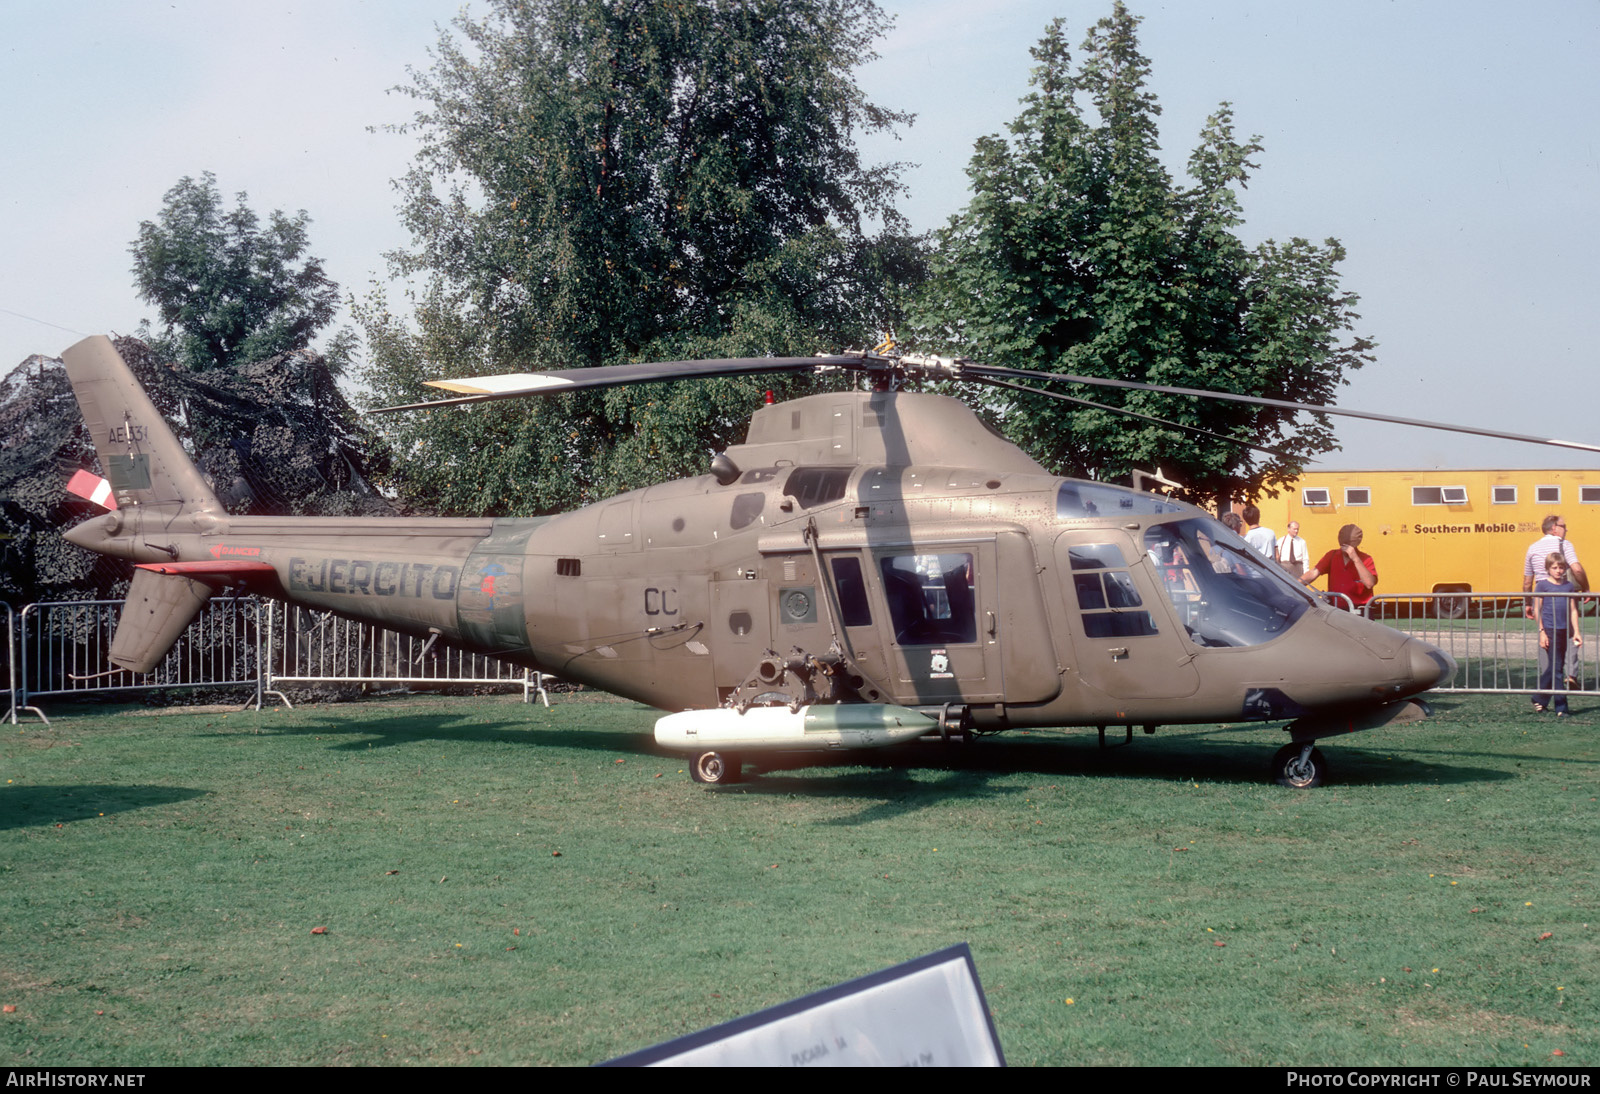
[1132,467,1182,495]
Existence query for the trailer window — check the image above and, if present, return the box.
[1344,487,1370,506]
[1537,485,1561,504]
[1582,486,1600,505]
[1302,487,1331,507]
[1493,485,1518,504]
[1412,486,1467,506]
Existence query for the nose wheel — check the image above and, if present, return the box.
[1272,743,1327,789]
[690,750,743,785]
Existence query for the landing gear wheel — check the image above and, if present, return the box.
[690,750,742,785]
[1272,743,1327,789]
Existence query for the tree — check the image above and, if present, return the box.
[911,4,1372,505]
[131,173,350,374]
[358,0,924,516]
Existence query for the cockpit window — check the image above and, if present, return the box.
[1144,518,1312,648]
[1067,542,1127,570]
[1057,481,1190,520]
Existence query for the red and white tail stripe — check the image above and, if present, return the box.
[66,469,118,510]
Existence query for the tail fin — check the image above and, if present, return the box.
[61,336,224,672]
[60,335,221,517]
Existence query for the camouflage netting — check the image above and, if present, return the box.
[0,336,396,606]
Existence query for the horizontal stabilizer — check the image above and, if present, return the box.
[111,568,214,674]
[136,561,276,578]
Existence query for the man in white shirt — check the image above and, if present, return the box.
[1275,520,1308,577]
[1242,504,1276,559]
[1523,514,1587,690]
[1523,515,1587,602]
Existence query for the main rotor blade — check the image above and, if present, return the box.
[372,355,869,412]
[974,375,1299,461]
[963,363,1600,455]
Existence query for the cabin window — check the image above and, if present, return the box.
[729,492,765,530]
[1493,485,1518,504]
[597,502,634,545]
[1412,486,1467,506]
[879,553,975,645]
[784,467,851,509]
[1301,487,1331,507]
[1537,485,1561,504]
[1582,486,1600,505]
[829,557,873,628]
[1344,487,1370,506]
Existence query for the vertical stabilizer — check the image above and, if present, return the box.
[60,335,221,517]
[61,336,224,673]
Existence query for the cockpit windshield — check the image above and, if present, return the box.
[1143,517,1314,648]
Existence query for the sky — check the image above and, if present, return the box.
[3,0,1598,473]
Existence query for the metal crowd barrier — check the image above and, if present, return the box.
[1,601,47,725]
[1367,590,1595,697]
[7,590,1589,710]
[261,600,547,708]
[11,597,549,713]
[18,597,263,710]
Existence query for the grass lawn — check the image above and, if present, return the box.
[1,691,1594,1066]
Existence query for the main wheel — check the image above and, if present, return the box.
[1272,743,1327,789]
[690,750,742,785]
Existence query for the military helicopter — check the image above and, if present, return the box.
[57,335,1596,787]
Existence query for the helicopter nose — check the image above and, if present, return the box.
[1406,638,1457,692]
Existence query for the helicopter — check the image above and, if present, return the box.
[57,335,1596,787]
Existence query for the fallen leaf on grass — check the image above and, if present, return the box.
[1538,932,1553,941]
[311,926,328,935]
[2,1005,15,1014]
[1213,941,1226,947]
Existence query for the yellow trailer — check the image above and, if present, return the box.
[1266,470,1600,614]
